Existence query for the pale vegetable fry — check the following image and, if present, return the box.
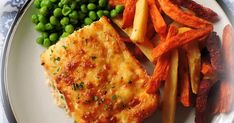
[147,0,167,34]
[162,49,179,123]
[122,0,136,28]
[130,0,148,43]
[183,42,201,94]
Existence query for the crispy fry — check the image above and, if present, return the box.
[206,32,224,73]
[162,49,179,123]
[109,0,125,7]
[158,0,212,29]
[178,49,191,107]
[152,26,212,60]
[184,42,201,94]
[147,0,167,34]
[122,0,136,28]
[195,79,213,123]
[171,0,219,22]
[130,0,148,43]
[147,25,178,93]
[212,25,234,114]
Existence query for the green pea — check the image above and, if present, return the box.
[65,24,74,34]
[49,33,59,42]
[110,9,118,18]
[70,2,77,10]
[35,22,45,31]
[50,16,59,25]
[38,14,47,23]
[98,0,107,8]
[41,32,49,38]
[45,23,54,30]
[60,17,69,26]
[53,8,62,17]
[61,32,69,38]
[84,17,93,25]
[62,5,72,16]
[33,0,41,8]
[58,2,63,7]
[70,19,78,25]
[50,0,57,3]
[96,10,104,18]
[69,11,79,19]
[78,11,86,20]
[80,4,88,13]
[31,14,39,24]
[43,38,51,47]
[103,10,109,17]
[39,6,48,16]
[40,0,52,8]
[115,5,124,13]
[36,36,44,45]
[61,0,70,5]
[89,11,97,20]
[87,3,96,10]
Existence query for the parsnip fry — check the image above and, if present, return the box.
[130,0,148,43]
[178,49,191,107]
[122,0,136,28]
[147,0,167,34]
[162,49,179,123]
[184,42,201,94]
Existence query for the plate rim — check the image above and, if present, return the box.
[0,0,32,123]
[0,0,233,122]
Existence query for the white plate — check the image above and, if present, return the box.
[1,0,232,123]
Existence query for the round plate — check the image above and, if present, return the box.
[1,0,232,123]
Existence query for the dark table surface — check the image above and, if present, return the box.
[0,0,233,123]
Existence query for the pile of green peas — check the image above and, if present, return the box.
[32,0,124,48]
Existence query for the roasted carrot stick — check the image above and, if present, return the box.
[122,0,137,28]
[147,0,167,34]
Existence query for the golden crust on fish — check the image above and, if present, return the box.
[40,17,159,123]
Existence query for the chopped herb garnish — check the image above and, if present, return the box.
[74,120,77,123]
[112,95,117,100]
[62,45,67,49]
[101,98,105,102]
[54,57,61,61]
[104,105,109,110]
[53,67,61,75]
[93,96,98,101]
[78,82,84,90]
[60,95,64,99]
[50,49,54,53]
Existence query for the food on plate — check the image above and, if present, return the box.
[40,17,159,123]
[32,0,124,47]
[178,49,191,107]
[122,0,136,28]
[130,0,148,43]
[147,0,167,34]
[34,0,233,122]
[212,25,234,114]
[171,0,219,22]
[162,49,179,123]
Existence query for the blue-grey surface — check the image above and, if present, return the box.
[0,0,233,123]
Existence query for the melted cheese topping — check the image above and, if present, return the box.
[40,17,159,123]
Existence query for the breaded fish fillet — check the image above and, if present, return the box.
[40,17,159,123]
